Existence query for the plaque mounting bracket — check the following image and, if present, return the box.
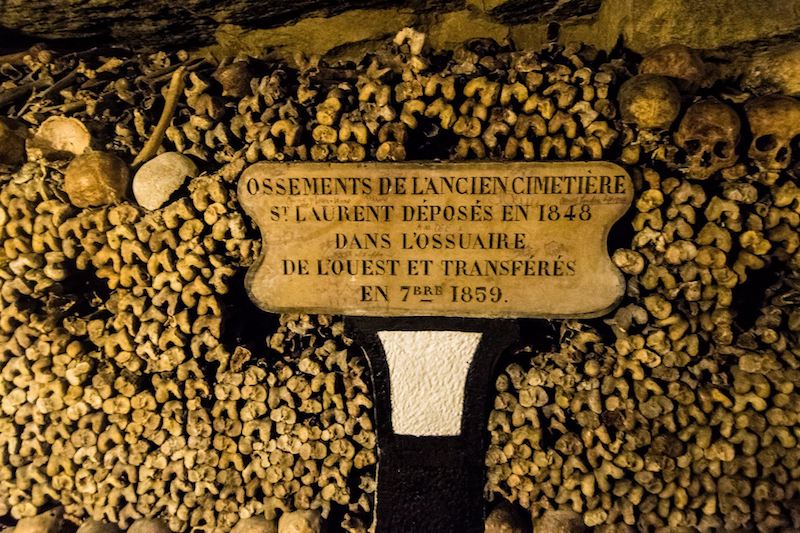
[347,317,519,533]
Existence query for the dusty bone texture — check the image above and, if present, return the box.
[26,116,91,161]
[618,74,680,130]
[132,152,198,210]
[484,501,529,532]
[0,119,27,166]
[76,519,122,533]
[127,519,170,533]
[673,99,741,180]
[744,95,800,171]
[1,25,800,533]
[638,44,710,92]
[63,152,130,208]
[11,507,63,533]
[277,509,322,533]
[487,37,800,533]
[230,516,278,533]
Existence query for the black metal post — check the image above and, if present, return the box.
[347,318,519,533]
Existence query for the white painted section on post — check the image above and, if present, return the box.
[377,330,483,436]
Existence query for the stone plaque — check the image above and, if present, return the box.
[239,162,633,318]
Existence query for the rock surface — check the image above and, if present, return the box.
[739,43,800,96]
[2,0,799,58]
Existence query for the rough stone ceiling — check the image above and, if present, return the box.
[1,0,799,61]
[1,0,598,51]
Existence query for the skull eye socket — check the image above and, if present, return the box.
[684,139,701,154]
[754,134,777,152]
[713,141,732,159]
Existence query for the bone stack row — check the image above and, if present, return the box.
[0,30,629,166]
[0,168,376,530]
[487,45,800,531]
[3,28,800,533]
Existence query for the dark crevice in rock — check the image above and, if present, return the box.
[489,0,560,23]
[550,0,601,19]
[489,0,601,24]
[708,28,800,56]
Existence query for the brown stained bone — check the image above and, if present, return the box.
[215,61,254,99]
[76,519,122,533]
[618,74,681,130]
[744,95,800,171]
[533,509,585,533]
[231,516,278,533]
[3,26,800,533]
[26,116,91,160]
[127,518,170,533]
[0,78,51,110]
[11,507,63,533]
[485,501,530,533]
[63,151,130,208]
[739,43,800,97]
[0,44,47,66]
[0,118,27,165]
[132,151,198,210]
[639,44,710,91]
[674,99,741,180]
[277,509,322,533]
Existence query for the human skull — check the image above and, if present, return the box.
[26,115,91,160]
[277,510,321,533]
[640,44,709,92]
[231,516,277,533]
[618,74,681,130]
[133,151,198,210]
[127,519,170,533]
[674,99,741,180]
[533,509,586,533]
[485,502,528,533]
[64,151,130,208]
[76,520,122,533]
[741,43,800,96]
[745,95,800,170]
[14,507,63,533]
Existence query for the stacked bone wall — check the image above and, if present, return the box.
[0,27,799,532]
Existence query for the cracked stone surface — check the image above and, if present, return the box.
[3,0,797,59]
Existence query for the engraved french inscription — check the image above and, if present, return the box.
[239,161,633,318]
